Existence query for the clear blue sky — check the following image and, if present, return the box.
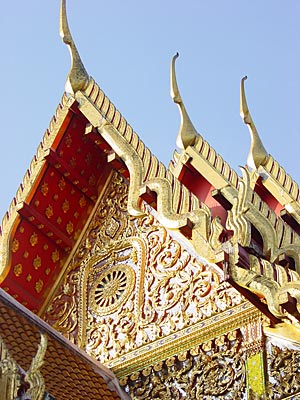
[1,1,299,220]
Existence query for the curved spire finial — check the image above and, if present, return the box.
[240,76,268,170]
[60,0,89,94]
[170,53,198,150]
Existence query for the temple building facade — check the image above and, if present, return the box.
[1,1,300,399]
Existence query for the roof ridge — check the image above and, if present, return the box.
[194,134,240,189]
[78,78,212,238]
[263,155,300,203]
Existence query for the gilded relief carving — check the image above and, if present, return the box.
[90,264,135,315]
[121,331,246,399]
[79,237,145,350]
[0,335,21,400]
[44,172,244,366]
[25,333,47,400]
[267,342,300,399]
[0,333,47,400]
[44,172,131,343]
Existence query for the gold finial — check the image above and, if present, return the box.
[60,0,89,94]
[240,76,268,170]
[171,53,198,150]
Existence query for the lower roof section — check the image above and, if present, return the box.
[0,288,129,400]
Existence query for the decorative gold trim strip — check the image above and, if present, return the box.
[262,155,300,205]
[193,136,240,189]
[106,302,260,378]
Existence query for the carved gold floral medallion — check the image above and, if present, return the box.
[90,265,135,316]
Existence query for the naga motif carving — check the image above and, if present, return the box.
[225,168,300,322]
[226,243,300,322]
[25,333,47,400]
[0,333,47,400]
[44,172,244,365]
[76,79,211,242]
[227,167,300,269]
[0,335,21,400]
[226,168,251,248]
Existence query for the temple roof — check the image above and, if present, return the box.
[0,288,128,399]
[1,0,300,325]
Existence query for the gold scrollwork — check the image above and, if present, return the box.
[267,342,300,399]
[43,172,243,367]
[121,331,246,399]
[79,237,145,348]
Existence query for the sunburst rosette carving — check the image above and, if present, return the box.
[90,265,134,315]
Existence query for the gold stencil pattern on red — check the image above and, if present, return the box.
[1,102,112,312]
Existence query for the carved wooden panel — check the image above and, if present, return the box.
[120,330,246,399]
[44,171,245,362]
[267,342,300,399]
